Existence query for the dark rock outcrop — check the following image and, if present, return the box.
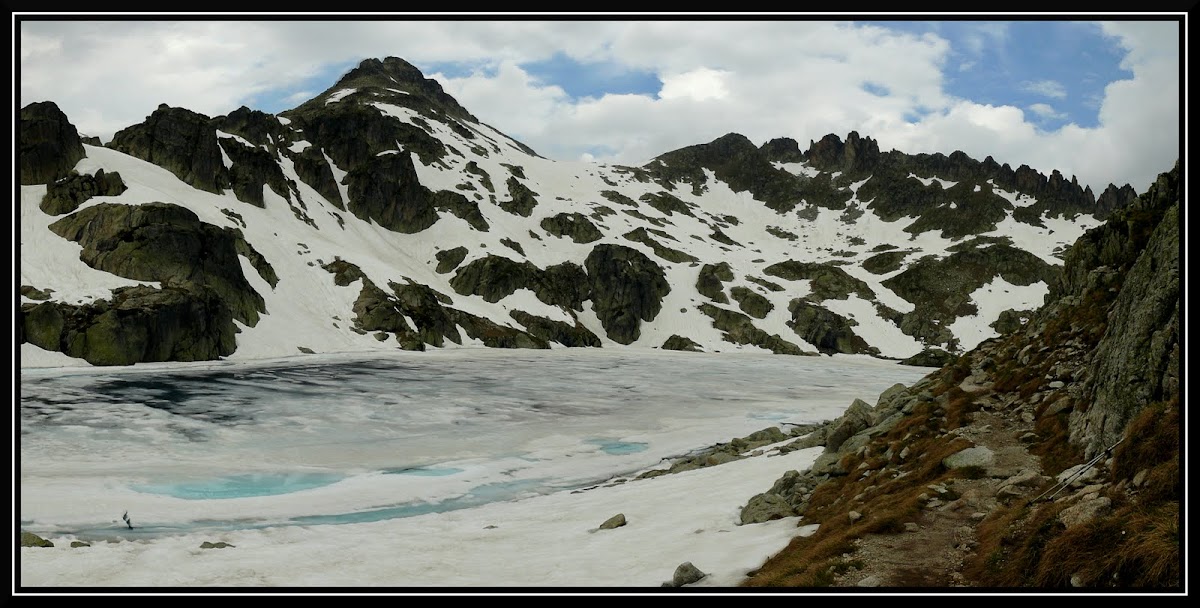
[498,177,539,217]
[283,97,447,171]
[759,137,805,163]
[217,136,291,208]
[211,105,291,149]
[21,285,238,365]
[539,263,592,311]
[804,131,881,176]
[763,261,875,302]
[663,562,707,587]
[451,309,549,349]
[289,146,345,209]
[899,347,955,367]
[699,304,810,355]
[451,257,590,311]
[883,243,1058,348]
[450,255,540,303]
[648,132,808,211]
[598,513,627,530]
[319,56,478,123]
[696,262,734,303]
[39,169,127,215]
[509,310,601,347]
[1070,166,1180,456]
[21,531,54,548]
[662,334,704,352]
[20,286,53,301]
[730,286,772,319]
[787,300,874,355]
[622,227,698,263]
[540,212,602,243]
[862,250,909,275]
[639,191,693,217]
[345,151,440,233]
[740,493,797,524]
[990,309,1032,335]
[1093,183,1138,220]
[20,101,86,185]
[108,104,230,194]
[585,244,670,345]
[48,202,268,326]
[435,246,469,274]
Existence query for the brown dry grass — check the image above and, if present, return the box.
[966,396,1180,589]
[1031,500,1180,588]
[742,400,973,587]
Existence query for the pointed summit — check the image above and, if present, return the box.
[292,56,476,122]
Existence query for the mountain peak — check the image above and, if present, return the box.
[337,56,427,87]
[290,56,476,122]
[805,131,881,174]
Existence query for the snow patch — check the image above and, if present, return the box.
[771,161,819,178]
[908,173,957,189]
[215,130,254,148]
[325,88,357,104]
[947,278,1049,351]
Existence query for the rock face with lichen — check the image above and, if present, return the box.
[21,285,238,365]
[40,169,127,215]
[585,244,670,345]
[20,101,86,185]
[47,202,270,326]
[108,104,231,194]
[19,57,1141,365]
[21,202,275,365]
[740,162,1181,589]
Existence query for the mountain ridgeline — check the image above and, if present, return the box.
[741,161,1179,588]
[19,56,1181,589]
[21,56,1150,368]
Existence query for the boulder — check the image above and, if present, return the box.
[739,493,796,524]
[662,335,703,352]
[598,513,627,530]
[21,531,54,548]
[663,562,707,587]
[39,169,127,215]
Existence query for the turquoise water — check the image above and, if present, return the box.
[587,438,649,455]
[133,472,344,500]
[22,350,932,541]
[288,478,550,526]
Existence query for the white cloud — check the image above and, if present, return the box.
[658,68,730,102]
[1022,80,1068,99]
[16,19,1181,194]
[1028,103,1066,120]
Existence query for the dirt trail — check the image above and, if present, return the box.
[830,393,1042,588]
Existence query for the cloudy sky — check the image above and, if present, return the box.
[17,15,1184,195]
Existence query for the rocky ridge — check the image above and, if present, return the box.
[733,163,1181,589]
[19,56,1140,366]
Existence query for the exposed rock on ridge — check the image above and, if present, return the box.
[20,101,86,185]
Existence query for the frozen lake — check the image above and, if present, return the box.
[18,348,932,588]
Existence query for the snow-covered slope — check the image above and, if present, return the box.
[18,57,1124,368]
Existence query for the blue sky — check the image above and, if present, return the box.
[17,17,1184,194]
[871,21,1135,130]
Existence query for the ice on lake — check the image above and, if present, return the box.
[19,348,933,587]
